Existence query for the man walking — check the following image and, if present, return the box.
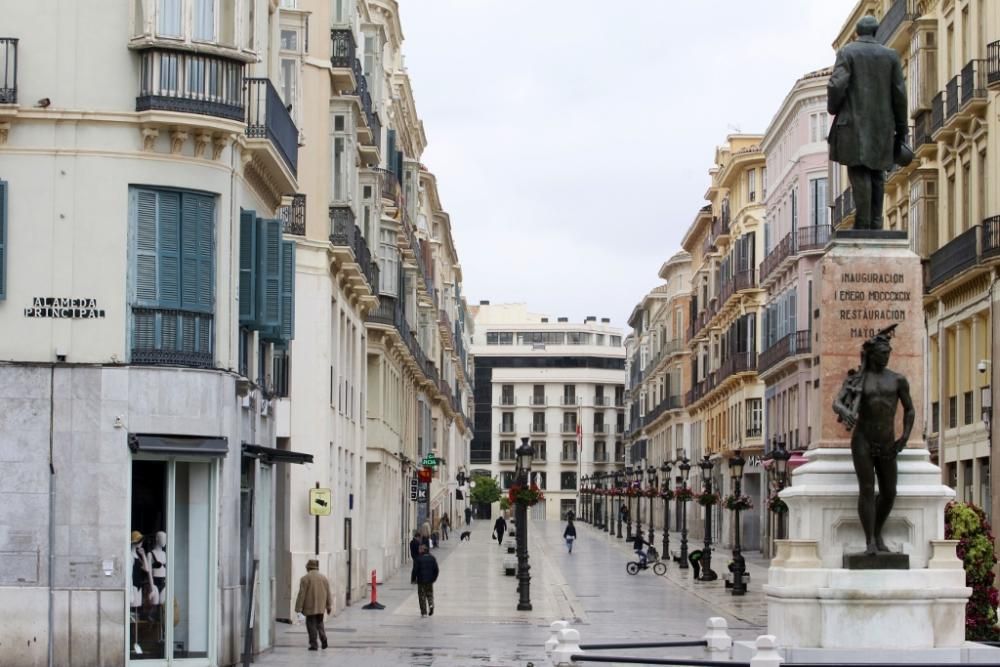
[827,14,908,230]
[563,517,577,554]
[464,505,473,526]
[409,530,421,584]
[414,544,439,617]
[294,559,332,651]
[440,513,451,540]
[493,515,507,547]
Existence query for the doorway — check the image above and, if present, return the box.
[344,517,352,606]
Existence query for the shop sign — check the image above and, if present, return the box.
[24,297,106,319]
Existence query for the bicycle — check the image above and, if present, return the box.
[625,546,667,576]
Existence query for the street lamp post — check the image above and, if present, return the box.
[647,465,657,547]
[660,460,672,563]
[615,471,624,538]
[678,457,691,569]
[698,456,718,581]
[772,438,791,540]
[515,437,534,610]
[596,473,604,529]
[729,450,747,596]
[581,474,589,524]
[625,466,634,541]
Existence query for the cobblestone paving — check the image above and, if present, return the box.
[257,519,767,666]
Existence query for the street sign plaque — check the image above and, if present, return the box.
[309,487,332,516]
[409,478,418,501]
[421,454,438,468]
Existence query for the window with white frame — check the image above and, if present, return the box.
[746,398,763,437]
[135,0,244,48]
[747,169,757,202]
[809,112,829,143]
[331,113,352,203]
[379,228,399,297]
[332,0,354,25]
[499,440,516,462]
[809,177,828,227]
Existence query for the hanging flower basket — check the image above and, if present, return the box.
[625,486,641,498]
[643,488,659,498]
[767,493,788,514]
[508,483,545,507]
[659,487,675,501]
[724,494,753,511]
[673,486,694,503]
[697,491,720,507]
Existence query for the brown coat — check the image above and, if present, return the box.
[295,568,332,616]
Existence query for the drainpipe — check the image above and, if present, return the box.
[47,364,55,667]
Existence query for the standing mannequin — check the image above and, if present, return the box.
[130,531,147,655]
[149,531,167,606]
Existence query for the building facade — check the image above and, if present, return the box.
[830,0,999,522]
[757,67,832,553]
[469,304,625,521]
[0,0,302,664]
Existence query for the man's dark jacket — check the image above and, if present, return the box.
[827,34,907,170]
[414,553,439,584]
[409,537,421,561]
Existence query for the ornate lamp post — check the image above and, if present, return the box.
[699,456,718,581]
[660,459,672,563]
[581,474,589,524]
[635,464,645,543]
[646,465,657,547]
[595,472,603,529]
[514,437,534,610]
[678,457,691,569]
[615,470,624,538]
[729,450,747,596]
[772,438,791,540]
[624,466,634,541]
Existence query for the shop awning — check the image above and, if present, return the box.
[128,434,228,456]
[241,443,313,465]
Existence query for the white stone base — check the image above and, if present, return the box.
[781,448,955,569]
[734,640,1000,664]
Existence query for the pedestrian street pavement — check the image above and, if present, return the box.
[258,518,768,666]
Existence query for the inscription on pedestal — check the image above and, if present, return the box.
[843,552,910,570]
[835,272,912,339]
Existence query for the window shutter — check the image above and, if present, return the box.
[180,193,215,313]
[239,210,257,325]
[0,181,7,300]
[157,191,182,309]
[133,188,160,306]
[256,217,282,328]
[279,239,296,340]
[386,129,397,175]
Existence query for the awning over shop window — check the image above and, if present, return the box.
[128,434,228,456]
[242,443,313,465]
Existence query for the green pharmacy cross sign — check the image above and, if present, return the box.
[421,454,438,468]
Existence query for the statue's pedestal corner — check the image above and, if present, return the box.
[842,551,910,570]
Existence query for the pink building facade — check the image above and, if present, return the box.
[759,68,832,469]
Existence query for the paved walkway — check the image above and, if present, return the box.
[256,518,768,666]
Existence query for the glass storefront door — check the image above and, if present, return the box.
[129,459,217,666]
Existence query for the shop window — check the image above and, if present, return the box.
[130,458,215,661]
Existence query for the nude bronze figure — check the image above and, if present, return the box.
[833,324,915,556]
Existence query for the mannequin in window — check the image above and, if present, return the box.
[130,531,148,611]
[149,531,167,610]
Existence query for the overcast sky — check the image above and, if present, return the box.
[400,0,858,330]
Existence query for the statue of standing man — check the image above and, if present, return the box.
[833,325,915,557]
[827,15,910,230]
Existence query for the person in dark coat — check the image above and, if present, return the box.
[464,506,473,526]
[493,515,507,546]
[827,14,908,230]
[413,545,439,617]
[409,530,421,584]
[563,519,577,554]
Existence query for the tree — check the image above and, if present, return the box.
[469,475,501,506]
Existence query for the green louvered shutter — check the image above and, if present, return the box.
[133,188,159,306]
[256,218,282,328]
[239,210,257,325]
[157,191,182,309]
[0,181,8,300]
[279,239,295,340]
[180,193,214,313]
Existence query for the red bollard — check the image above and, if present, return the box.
[362,569,385,609]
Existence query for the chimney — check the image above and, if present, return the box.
[585,316,596,322]
[601,317,610,323]
[479,300,490,305]
[557,317,568,323]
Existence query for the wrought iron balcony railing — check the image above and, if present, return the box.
[530,395,547,406]
[832,188,855,227]
[988,41,1000,87]
[927,225,979,289]
[279,194,306,235]
[914,110,934,147]
[351,58,381,146]
[761,232,793,282]
[330,28,356,69]
[137,49,244,120]
[246,77,299,176]
[797,224,831,251]
[876,0,918,45]
[960,59,988,108]
[759,330,812,374]
[0,38,17,104]
[531,422,546,434]
[132,307,214,368]
[931,91,945,134]
[329,205,380,291]
[945,75,959,119]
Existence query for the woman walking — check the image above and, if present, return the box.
[563,518,577,554]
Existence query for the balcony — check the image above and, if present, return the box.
[930,91,945,136]
[131,307,213,368]
[366,294,399,327]
[593,451,609,463]
[561,396,578,406]
[530,395,547,406]
[279,194,306,236]
[0,38,16,104]
[983,216,1000,260]
[328,205,380,306]
[759,330,812,375]
[499,424,516,436]
[530,422,546,434]
[927,225,980,290]
[734,268,756,292]
[561,423,578,436]
[988,41,1000,89]
[329,28,356,89]
[499,450,515,462]
[500,396,515,406]
[913,110,935,157]
[593,424,608,434]
[797,224,831,252]
[561,450,579,463]
[959,60,988,116]
[832,188,855,228]
[594,396,609,407]
[375,167,401,206]
[245,77,299,192]
[876,0,918,50]
[136,49,245,121]
[718,350,757,385]
[760,232,793,284]
[945,75,959,120]
[349,58,381,156]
